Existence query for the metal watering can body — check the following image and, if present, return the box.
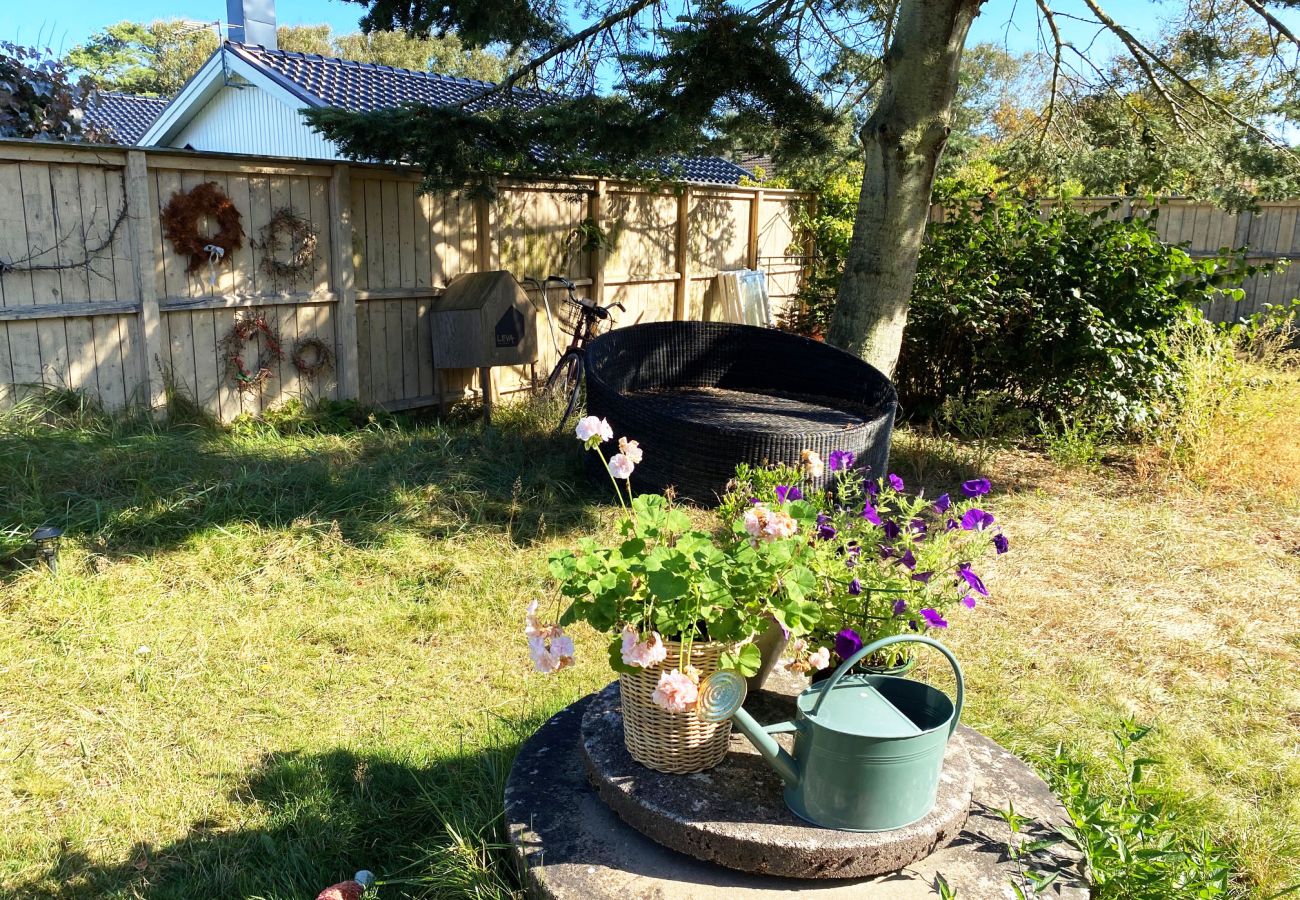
[700,635,964,832]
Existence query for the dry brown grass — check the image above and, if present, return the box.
[894,371,1300,896]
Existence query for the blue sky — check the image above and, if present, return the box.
[0,0,1285,64]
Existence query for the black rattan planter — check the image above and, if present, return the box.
[585,321,897,504]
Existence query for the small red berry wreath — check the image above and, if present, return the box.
[291,335,334,378]
[220,315,283,391]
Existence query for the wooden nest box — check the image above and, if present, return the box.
[430,271,539,369]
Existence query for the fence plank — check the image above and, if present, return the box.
[126,151,164,411]
[330,165,360,401]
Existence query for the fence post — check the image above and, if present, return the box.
[675,186,692,320]
[125,150,165,413]
[589,178,607,306]
[474,182,500,412]
[747,188,764,270]
[329,164,360,401]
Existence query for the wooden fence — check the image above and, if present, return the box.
[931,196,1300,323]
[0,140,808,419]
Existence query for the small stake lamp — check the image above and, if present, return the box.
[31,525,64,574]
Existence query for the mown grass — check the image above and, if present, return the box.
[1,380,1298,898]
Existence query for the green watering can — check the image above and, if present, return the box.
[698,634,964,832]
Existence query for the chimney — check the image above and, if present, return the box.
[227,0,277,48]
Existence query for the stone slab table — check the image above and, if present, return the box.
[505,682,1087,900]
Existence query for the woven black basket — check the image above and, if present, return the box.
[585,321,897,504]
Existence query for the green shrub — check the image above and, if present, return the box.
[895,194,1262,433]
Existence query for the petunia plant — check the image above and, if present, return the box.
[723,454,1008,671]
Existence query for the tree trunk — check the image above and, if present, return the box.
[828,0,983,377]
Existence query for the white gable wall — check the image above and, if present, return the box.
[169,76,343,161]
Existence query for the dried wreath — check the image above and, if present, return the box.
[220,315,284,391]
[257,207,318,283]
[160,182,244,275]
[291,335,334,378]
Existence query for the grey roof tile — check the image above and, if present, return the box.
[83,92,170,145]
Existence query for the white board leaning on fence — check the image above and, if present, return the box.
[708,269,772,327]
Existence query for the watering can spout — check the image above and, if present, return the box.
[730,707,801,786]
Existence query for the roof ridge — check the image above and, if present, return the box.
[242,42,507,90]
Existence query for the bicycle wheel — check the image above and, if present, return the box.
[544,351,584,431]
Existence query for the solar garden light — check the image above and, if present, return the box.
[31,525,64,574]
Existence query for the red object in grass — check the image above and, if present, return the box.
[316,870,374,900]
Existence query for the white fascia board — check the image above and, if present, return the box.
[139,46,321,147]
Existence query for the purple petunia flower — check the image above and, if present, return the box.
[888,473,905,491]
[946,518,959,531]
[865,480,879,497]
[920,608,949,629]
[899,549,917,571]
[828,449,856,472]
[961,507,995,531]
[910,518,928,536]
[835,628,863,660]
[961,594,977,609]
[934,493,951,513]
[775,484,803,504]
[816,512,837,541]
[883,520,902,540]
[961,478,991,498]
[879,544,894,559]
[993,533,1010,554]
[862,503,883,526]
[848,578,862,596]
[749,496,761,505]
[893,598,908,615]
[911,570,934,584]
[957,563,989,596]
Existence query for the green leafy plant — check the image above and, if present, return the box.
[896,192,1264,434]
[1049,721,1233,900]
[540,418,823,693]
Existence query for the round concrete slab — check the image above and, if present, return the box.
[505,690,1088,900]
[581,681,973,878]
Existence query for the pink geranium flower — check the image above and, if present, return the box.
[651,668,699,712]
[620,626,668,668]
[575,415,613,443]
[608,453,635,479]
[743,503,799,544]
[618,437,644,464]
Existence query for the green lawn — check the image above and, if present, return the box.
[1,387,1298,898]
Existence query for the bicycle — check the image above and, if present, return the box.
[523,274,624,432]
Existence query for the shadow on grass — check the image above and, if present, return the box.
[0,398,602,572]
[13,734,532,900]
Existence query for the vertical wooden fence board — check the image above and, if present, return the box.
[20,162,63,305]
[309,175,331,294]
[79,165,117,302]
[0,163,36,307]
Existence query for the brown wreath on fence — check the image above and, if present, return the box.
[220,314,284,392]
[291,335,334,378]
[257,207,318,285]
[161,182,244,274]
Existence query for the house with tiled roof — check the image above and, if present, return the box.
[134,0,756,186]
[83,92,169,145]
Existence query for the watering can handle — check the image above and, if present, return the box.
[810,635,964,738]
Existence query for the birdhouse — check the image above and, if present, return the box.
[430,271,539,369]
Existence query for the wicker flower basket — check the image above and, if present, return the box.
[618,638,731,774]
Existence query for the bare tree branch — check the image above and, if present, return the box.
[1243,0,1300,45]
[1034,0,1064,151]
[458,0,661,106]
[1079,0,1187,131]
